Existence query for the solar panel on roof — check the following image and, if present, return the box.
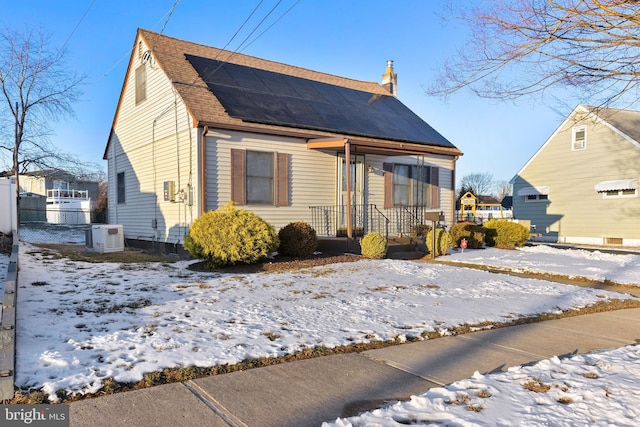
[185,54,455,148]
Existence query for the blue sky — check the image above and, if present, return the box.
[1,0,567,186]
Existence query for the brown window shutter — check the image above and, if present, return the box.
[383,162,393,208]
[430,166,440,209]
[231,149,246,205]
[275,153,289,207]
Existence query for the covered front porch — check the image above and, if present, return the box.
[306,136,458,240]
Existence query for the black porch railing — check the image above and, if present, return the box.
[309,204,431,238]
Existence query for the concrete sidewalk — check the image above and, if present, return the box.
[69,308,640,427]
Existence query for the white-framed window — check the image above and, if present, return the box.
[525,194,548,202]
[246,150,274,204]
[392,164,431,206]
[603,189,637,199]
[572,126,586,151]
[135,64,146,105]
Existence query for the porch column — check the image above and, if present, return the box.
[345,140,352,240]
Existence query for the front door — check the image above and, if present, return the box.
[337,155,365,233]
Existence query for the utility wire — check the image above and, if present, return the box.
[241,0,301,52]
[192,0,303,85]
[151,0,181,52]
[60,0,96,53]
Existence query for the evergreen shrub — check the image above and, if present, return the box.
[278,221,318,258]
[360,232,387,259]
[449,222,485,249]
[483,219,530,247]
[426,228,453,257]
[184,202,279,268]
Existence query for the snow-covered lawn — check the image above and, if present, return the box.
[7,241,640,425]
[447,245,640,286]
[15,243,638,402]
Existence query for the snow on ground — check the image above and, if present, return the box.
[0,253,7,296]
[446,245,640,286]
[15,242,638,403]
[325,344,640,427]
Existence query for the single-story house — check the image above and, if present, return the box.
[104,29,462,251]
[512,104,640,246]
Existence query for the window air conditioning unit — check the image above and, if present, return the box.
[91,225,124,253]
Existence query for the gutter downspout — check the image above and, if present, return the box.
[200,126,208,216]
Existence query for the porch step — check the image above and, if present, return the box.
[386,240,427,260]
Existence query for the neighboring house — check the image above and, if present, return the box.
[0,169,101,208]
[512,104,640,246]
[104,29,462,250]
[0,170,101,222]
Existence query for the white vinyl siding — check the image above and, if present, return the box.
[107,36,198,245]
[205,130,335,231]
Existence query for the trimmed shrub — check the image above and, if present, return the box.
[278,221,318,258]
[450,222,485,249]
[426,228,453,257]
[360,232,387,259]
[483,219,530,247]
[185,202,279,268]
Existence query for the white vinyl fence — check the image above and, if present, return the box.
[0,177,17,234]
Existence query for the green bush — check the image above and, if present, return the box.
[483,219,530,247]
[426,228,452,257]
[450,222,485,249]
[360,232,387,259]
[184,202,279,268]
[278,221,318,258]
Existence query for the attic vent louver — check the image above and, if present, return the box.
[142,50,155,67]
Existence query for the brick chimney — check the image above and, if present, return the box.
[381,60,397,97]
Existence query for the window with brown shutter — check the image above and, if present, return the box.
[430,166,440,209]
[231,149,246,205]
[383,162,393,208]
[275,153,290,207]
[383,162,439,208]
[230,149,290,206]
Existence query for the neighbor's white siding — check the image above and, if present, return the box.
[205,129,336,230]
[513,110,640,245]
[107,36,199,244]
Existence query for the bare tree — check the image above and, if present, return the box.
[459,172,494,197]
[430,1,640,108]
[494,180,513,200]
[0,26,84,226]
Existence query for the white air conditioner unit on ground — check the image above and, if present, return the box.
[91,225,124,253]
